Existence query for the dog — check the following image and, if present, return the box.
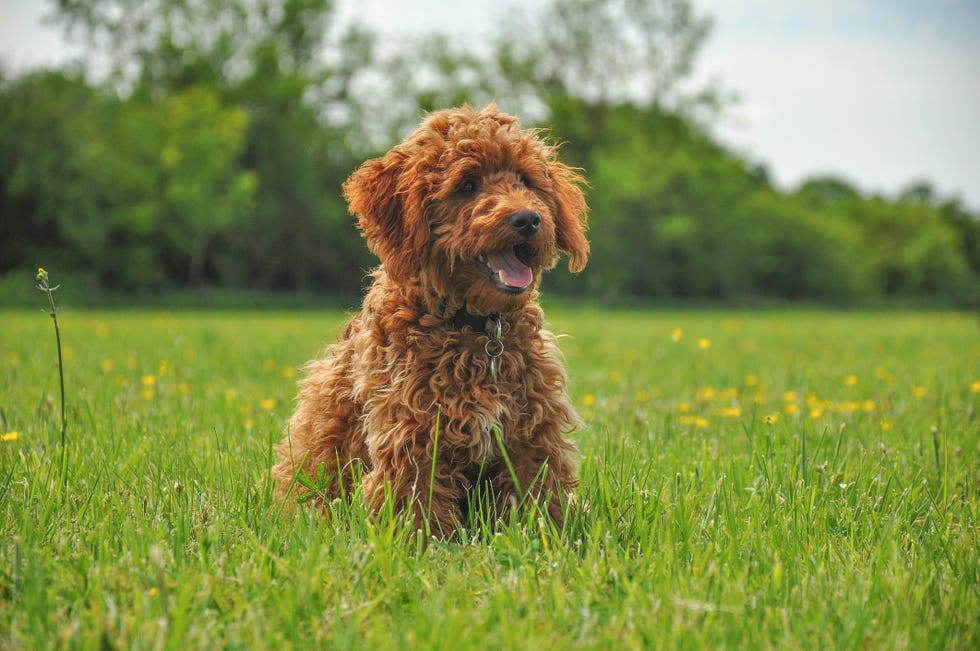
[272,104,589,537]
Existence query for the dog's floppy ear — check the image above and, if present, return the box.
[343,150,429,283]
[549,160,590,273]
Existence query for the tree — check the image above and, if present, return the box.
[494,0,715,112]
[795,176,862,211]
[938,199,980,280]
[0,70,255,291]
[0,71,97,277]
[154,87,256,286]
[49,0,381,292]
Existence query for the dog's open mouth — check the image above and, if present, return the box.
[478,244,534,293]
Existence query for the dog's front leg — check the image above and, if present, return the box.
[361,429,465,538]
[492,435,577,528]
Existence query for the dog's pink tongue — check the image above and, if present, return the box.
[487,249,533,289]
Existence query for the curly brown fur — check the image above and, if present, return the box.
[272,104,590,537]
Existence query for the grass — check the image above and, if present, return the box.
[1,306,977,649]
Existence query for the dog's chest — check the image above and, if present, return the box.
[427,336,527,462]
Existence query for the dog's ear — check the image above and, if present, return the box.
[343,150,429,283]
[549,160,590,273]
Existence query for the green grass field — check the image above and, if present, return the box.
[1,306,977,649]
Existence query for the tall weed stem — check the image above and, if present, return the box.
[36,268,68,498]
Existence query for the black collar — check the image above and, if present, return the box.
[444,301,499,333]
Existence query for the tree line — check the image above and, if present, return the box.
[1,0,976,305]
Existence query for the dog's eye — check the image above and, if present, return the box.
[458,179,478,195]
[519,173,533,189]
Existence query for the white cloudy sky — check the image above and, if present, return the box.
[2,0,978,209]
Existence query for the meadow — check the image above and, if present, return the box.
[1,306,977,649]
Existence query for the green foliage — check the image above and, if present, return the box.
[732,191,870,301]
[1,308,977,648]
[543,103,872,302]
[0,74,254,291]
[1,0,977,304]
[157,88,256,285]
[0,71,98,276]
[794,179,976,303]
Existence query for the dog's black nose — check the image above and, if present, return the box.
[508,211,541,238]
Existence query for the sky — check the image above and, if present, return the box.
[2,0,978,209]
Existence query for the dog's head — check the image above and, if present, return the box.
[344,104,589,314]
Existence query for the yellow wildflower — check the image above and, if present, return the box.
[744,373,759,388]
[844,375,859,388]
[861,400,876,413]
[913,386,927,398]
[880,421,894,432]
[969,380,980,394]
[697,338,712,350]
[260,398,277,411]
[720,407,742,419]
[679,415,709,428]
[142,375,156,387]
[140,389,155,401]
[281,366,297,379]
[100,359,115,374]
[2,431,20,442]
[670,328,683,343]
[809,407,823,420]
[764,412,780,425]
[581,394,596,407]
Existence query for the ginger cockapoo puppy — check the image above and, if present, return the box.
[272,104,589,536]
